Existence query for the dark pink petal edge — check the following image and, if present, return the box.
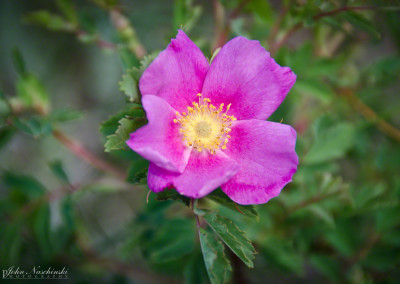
[221,119,298,205]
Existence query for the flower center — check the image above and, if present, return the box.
[174,93,236,154]
[194,121,212,137]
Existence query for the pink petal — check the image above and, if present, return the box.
[202,37,296,120]
[221,120,298,205]
[139,30,209,113]
[147,150,239,198]
[126,95,191,173]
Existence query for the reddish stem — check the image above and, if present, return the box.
[52,129,126,180]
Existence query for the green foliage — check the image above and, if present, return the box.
[100,104,146,153]
[199,228,232,284]
[24,10,76,32]
[49,108,82,123]
[207,189,259,220]
[119,54,157,103]
[11,48,26,76]
[1,0,400,283]
[261,238,303,275]
[304,118,355,164]
[173,0,202,32]
[339,11,381,40]
[16,74,50,114]
[55,0,78,25]
[126,154,149,184]
[246,0,273,24]
[0,128,15,151]
[203,211,256,268]
[155,189,191,206]
[2,172,46,200]
[49,160,70,184]
[104,117,146,152]
[12,116,53,137]
[99,104,144,137]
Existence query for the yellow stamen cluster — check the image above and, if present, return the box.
[174,93,236,154]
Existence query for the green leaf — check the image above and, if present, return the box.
[309,254,340,281]
[16,74,50,114]
[12,116,52,137]
[293,79,334,103]
[60,196,75,230]
[375,206,400,233]
[0,95,11,122]
[324,221,358,257]
[340,11,380,40]
[99,104,144,137]
[55,0,78,25]
[184,253,209,284]
[49,160,69,184]
[1,172,46,199]
[173,0,202,32]
[104,117,146,152]
[203,212,256,268]
[33,205,52,259]
[307,204,335,228]
[246,0,273,24]
[353,184,385,209]
[199,228,232,284]
[119,54,157,103]
[0,127,15,151]
[209,47,221,64]
[207,189,259,220]
[149,219,196,262]
[0,222,23,265]
[126,155,149,184]
[92,0,118,9]
[119,69,140,103]
[118,46,139,69]
[262,238,303,275]
[50,108,82,123]
[11,47,26,76]
[24,10,76,32]
[155,189,191,206]
[304,122,355,164]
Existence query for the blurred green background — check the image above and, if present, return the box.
[1,0,400,283]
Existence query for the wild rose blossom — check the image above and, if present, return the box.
[127,30,298,205]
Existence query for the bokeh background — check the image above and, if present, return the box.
[1,0,400,283]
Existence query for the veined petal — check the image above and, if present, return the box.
[139,30,209,112]
[221,120,298,205]
[202,37,296,120]
[147,150,239,198]
[126,95,191,173]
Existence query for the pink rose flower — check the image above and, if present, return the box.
[127,30,298,205]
